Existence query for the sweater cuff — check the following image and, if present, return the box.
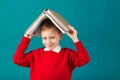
[74,41,83,50]
[22,36,31,43]
[18,36,31,49]
[74,41,82,45]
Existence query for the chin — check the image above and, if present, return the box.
[46,47,54,50]
[46,45,56,50]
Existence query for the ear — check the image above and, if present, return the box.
[59,33,63,40]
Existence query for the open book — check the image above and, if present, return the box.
[24,9,71,36]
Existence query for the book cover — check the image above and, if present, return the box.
[24,9,70,37]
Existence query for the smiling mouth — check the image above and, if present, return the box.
[47,45,54,48]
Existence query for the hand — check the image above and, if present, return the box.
[24,32,35,39]
[66,25,79,42]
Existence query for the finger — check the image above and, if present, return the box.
[67,25,74,30]
[69,30,73,34]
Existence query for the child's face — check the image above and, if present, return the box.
[41,27,62,50]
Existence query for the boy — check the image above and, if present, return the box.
[13,19,90,80]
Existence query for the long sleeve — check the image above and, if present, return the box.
[13,37,33,67]
[69,41,90,67]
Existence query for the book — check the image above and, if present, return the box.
[24,9,71,37]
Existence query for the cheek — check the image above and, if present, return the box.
[42,39,46,45]
[52,38,59,44]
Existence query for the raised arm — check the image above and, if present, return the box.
[66,25,90,67]
[13,33,35,67]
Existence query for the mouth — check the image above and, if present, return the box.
[46,44,54,49]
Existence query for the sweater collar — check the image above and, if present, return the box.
[44,45,61,53]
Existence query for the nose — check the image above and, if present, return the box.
[46,39,51,44]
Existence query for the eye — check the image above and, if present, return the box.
[50,37,55,39]
[42,37,47,40]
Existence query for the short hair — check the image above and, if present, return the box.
[40,19,62,34]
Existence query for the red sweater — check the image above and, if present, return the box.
[13,37,90,80]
